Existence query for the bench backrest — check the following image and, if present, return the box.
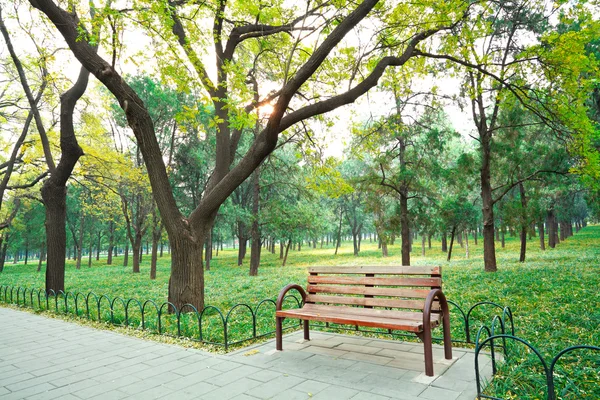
[305,266,442,311]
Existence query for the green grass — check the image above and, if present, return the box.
[1,227,599,398]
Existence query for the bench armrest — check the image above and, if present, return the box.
[276,284,307,311]
[423,288,450,327]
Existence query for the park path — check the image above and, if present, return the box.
[0,307,492,399]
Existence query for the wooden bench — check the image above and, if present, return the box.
[275,266,452,376]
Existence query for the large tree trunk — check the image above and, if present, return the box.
[204,228,212,271]
[400,193,410,266]
[441,233,447,253]
[421,234,426,257]
[167,230,205,312]
[151,207,163,279]
[334,207,343,255]
[107,221,114,265]
[0,237,7,273]
[237,222,247,266]
[123,242,129,267]
[375,225,388,257]
[132,234,142,273]
[43,184,68,292]
[560,221,570,241]
[249,167,261,276]
[464,230,469,259]
[75,215,84,270]
[238,236,247,266]
[519,183,527,262]
[249,234,260,275]
[547,210,556,248]
[381,240,388,257]
[538,221,545,250]
[37,246,45,272]
[282,239,292,266]
[150,236,159,280]
[88,233,93,267]
[96,231,101,260]
[481,130,497,272]
[447,226,456,261]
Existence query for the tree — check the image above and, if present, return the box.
[439,196,477,261]
[30,0,480,310]
[365,189,398,257]
[491,102,573,261]
[1,2,104,293]
[354,103,458,265]
[0,5,49,254]
[119,162,152,274]
[422,1,598,271]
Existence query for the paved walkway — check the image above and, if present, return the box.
[0,307,493,399]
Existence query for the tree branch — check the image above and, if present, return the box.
[0,198,20,230]
[167,1,217,98]
[0,81,46,209]
[29,0,185,236]
[0,5,55,172]
[491,169,569,205]
[7,171,49,190]
[278,27,444,133]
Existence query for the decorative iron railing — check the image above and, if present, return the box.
[0,284,512,351]
[474,312,600,399]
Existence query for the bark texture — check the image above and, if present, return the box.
[249,167,261,276]
[480,131,497,272]
[400,193,410,266]
[519,183,527,262]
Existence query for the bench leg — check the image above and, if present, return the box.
[442,311,452,360]
[303,320,310,341]
[276,317,284,350]
[423,326,434,377]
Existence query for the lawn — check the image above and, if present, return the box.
[1,226,599,398]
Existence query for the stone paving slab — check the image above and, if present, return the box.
[0,307,493,399]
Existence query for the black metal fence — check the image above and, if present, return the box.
[3,284,596,398]
[0,284,513,351]
[474,311,600,399]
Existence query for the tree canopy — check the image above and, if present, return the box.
[0,0,597,311]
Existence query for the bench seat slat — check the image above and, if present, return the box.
[276,306,441,332]
[307,276,442,287]
[305,294,440,310]
[306,284,431,298]
[301,304,432,320]
[308,266,441,275]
